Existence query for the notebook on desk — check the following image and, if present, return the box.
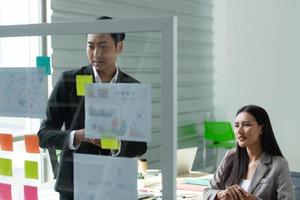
[177,147,197,176]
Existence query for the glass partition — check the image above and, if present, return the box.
[0,18,178,199]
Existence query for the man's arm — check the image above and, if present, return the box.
[119,141,147,157]
[38,72,71,150]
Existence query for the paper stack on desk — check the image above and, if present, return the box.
[177,182,207,192]
[177,176,211,192]
[138,172,162,199]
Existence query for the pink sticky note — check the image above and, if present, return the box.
[0,183,12,200]
[24,185,38,200]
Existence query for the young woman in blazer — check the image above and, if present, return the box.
[203,105,295,200]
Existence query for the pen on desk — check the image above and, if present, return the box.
[180,194,198,199]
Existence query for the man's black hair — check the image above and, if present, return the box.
[97,16,125,45]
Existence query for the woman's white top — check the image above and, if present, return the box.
[239,179,251,192]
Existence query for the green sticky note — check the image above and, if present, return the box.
[101,138,119,150]
[76,75,93,96]
[36,56,51,75]
[0,158,13,177]
[24,160,38,179]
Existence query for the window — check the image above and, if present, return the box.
[0,0,45,187]
[0,0,40,67]
[0,0,42,138]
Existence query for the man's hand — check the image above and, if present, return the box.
[74,129,86,146]
[73,129,101,147]
[89,138,101,147]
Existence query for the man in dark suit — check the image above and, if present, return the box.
[38,16,147,200]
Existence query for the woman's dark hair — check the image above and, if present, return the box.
[220,105,283,187]
[96,16,125,45]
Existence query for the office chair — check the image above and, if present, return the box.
[290,171,300,199]
[178,123,198,141]
[203,121,236,170]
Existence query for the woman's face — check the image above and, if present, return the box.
[234,112,263,148]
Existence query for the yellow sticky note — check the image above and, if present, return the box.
[76,75,93,96]
[24,160,39,179]
[101,138,119,150]
[0,158,13,177]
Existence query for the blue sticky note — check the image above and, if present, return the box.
[36,56,51,75]
[184,178,210,186]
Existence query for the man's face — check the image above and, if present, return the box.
[86,33,123,73]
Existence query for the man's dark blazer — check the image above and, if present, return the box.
[38,65,147,195]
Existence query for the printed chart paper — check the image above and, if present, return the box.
[0,68,47,118]
[85,83,151,142]
[74,153,137,200]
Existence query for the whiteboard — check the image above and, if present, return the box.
[0,68,47,118]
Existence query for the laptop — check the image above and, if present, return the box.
[177,147,197,176]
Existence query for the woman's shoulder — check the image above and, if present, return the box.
[225,148,236,157]
[219,148,236,164]
[271,155,289,167]
[262,153,289,170]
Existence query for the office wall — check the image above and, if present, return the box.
[213,0,300,171]
[50,0,214,169]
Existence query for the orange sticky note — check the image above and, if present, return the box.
[101,138,119,150]
[0,133,13,151]
[24,135,40,153]
[76,75,93,96]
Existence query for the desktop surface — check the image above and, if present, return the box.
[138,170,212,200]
[40,170,212,200]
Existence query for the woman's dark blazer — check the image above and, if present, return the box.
[38,65,147,195]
